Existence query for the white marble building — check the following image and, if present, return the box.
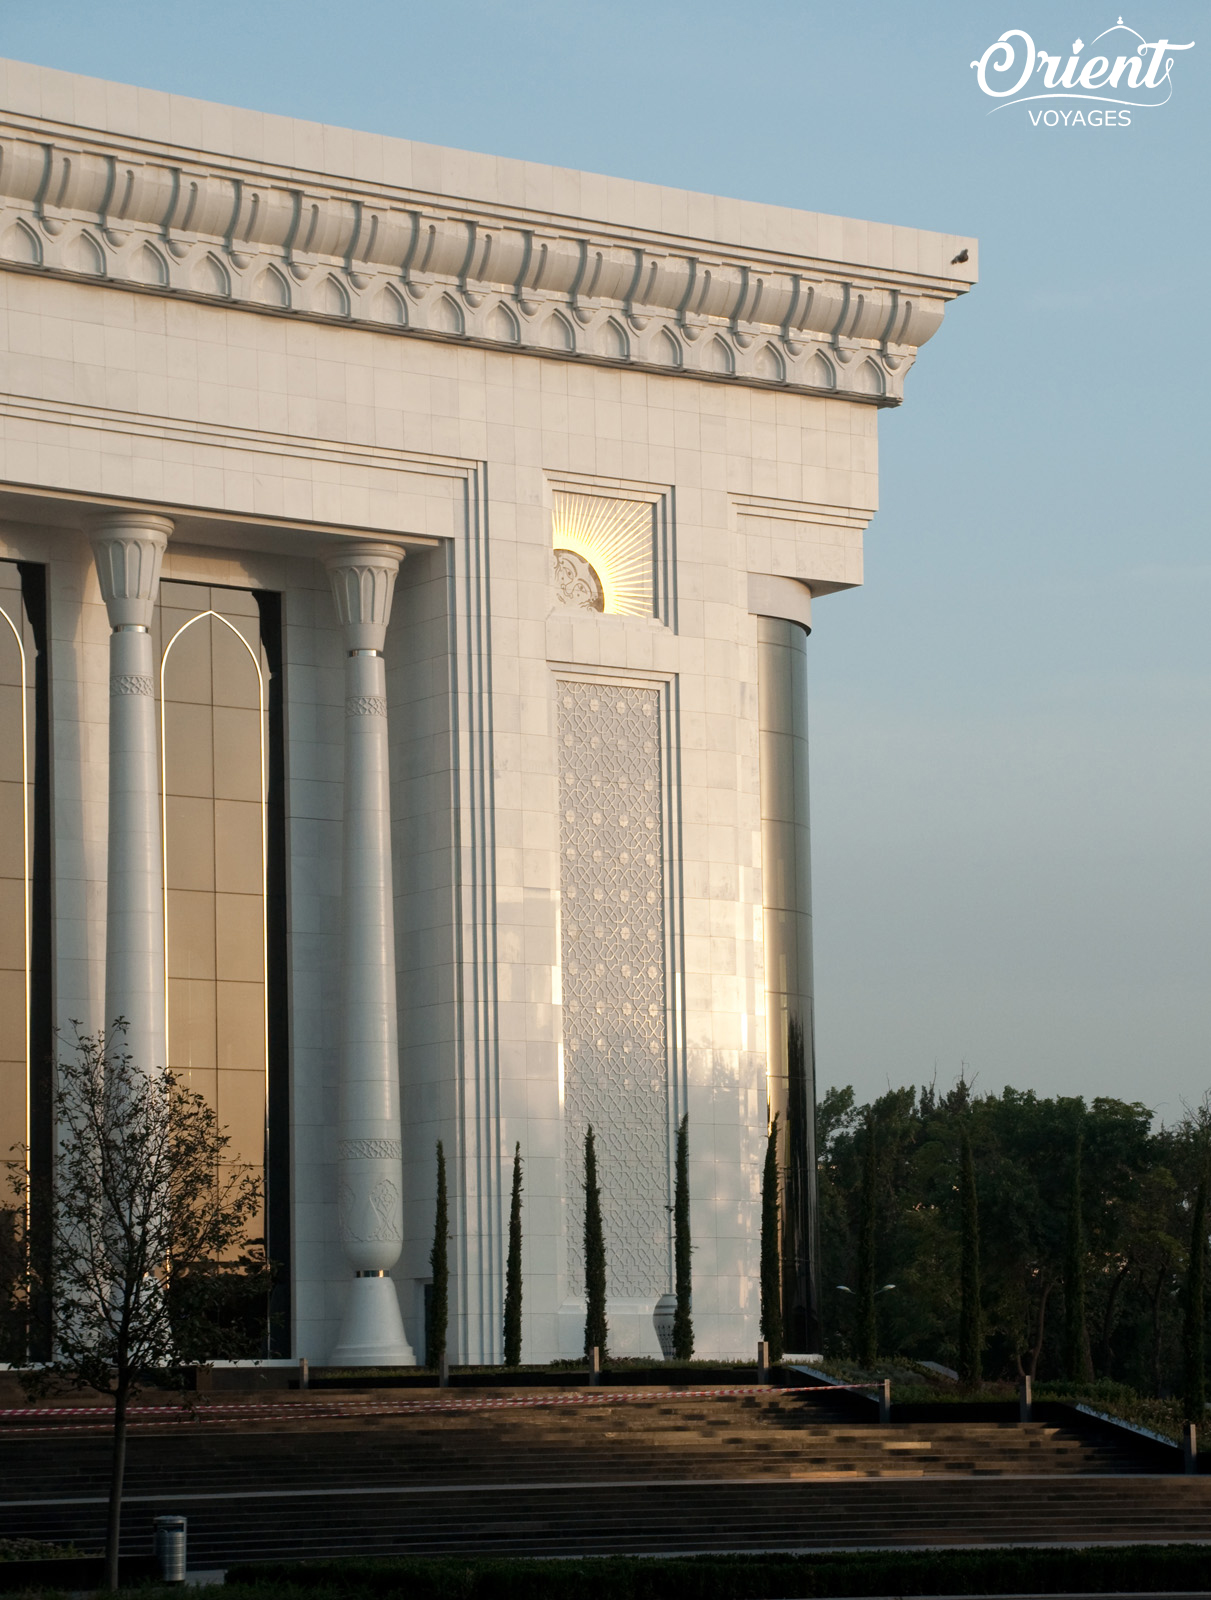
[0,58,975,1365]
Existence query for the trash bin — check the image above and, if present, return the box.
[154,1514,187,1584]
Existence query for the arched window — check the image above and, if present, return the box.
[0,575,29,1202]
[0,560,50,1361]
[160,589,269,1218]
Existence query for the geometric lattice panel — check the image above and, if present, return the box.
[559,680,669,1300]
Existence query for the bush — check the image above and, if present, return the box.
[223,1546,1211,1599]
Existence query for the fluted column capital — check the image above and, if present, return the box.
[89,510,173,629]
[324,542,405,652]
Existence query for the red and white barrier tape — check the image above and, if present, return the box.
[0,1380,878,1429]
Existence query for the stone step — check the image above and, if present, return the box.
[3,1478,1209,1564]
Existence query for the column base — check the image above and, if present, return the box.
[329,1274,416,1367]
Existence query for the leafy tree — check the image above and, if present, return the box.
[783,1014,815,1352]
[428,1141,449,1370]
[1063,1130,1094,1382]
[815,1078,1189,1391]
[583,1125,607,1359]
[760,1115,783,1360]
[503,1143,523,1366]
[856,1114,878,1366]
[957,1121,982,1386]
[8,1026,266,1590]
[672,1114,693,1360]
[1182,1159,1208,1423]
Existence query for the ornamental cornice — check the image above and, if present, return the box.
[0,116,971,404]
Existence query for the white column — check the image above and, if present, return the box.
[89,511,172,1076]
[325,542,416,1366]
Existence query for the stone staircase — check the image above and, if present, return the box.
[1,1390,1206,1565]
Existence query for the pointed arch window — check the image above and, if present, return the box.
[159,588,270,1219]
[0,572,30,1201]
[0,560,50,1360]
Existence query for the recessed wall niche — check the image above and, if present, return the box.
[552,492,657,619]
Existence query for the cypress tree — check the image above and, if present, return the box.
[957,1121,983,1388]
[760,1114,783,1361]
[1182,1160,1208,1424]
[503,1142,523,1367]
[1063,1131,1093,1382]
[428,1140,449,1370]
[857,1114,878,1368]
[583,1125,608,1359]
[672,1114,693,1360]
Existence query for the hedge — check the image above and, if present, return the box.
[223,1545,1211,1599]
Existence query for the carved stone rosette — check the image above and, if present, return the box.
[89,510,172,1079]
[324,541,415,1366]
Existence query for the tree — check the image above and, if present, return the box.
[672,1114,693,1360]
[1182,1159,1208,1423]
[856,1114,878,1367]
[503,1143,523,1366]
[428,1141,449,1370]
[8,1026,266,1590]
[1063,1131,1093,1381]
[583,1125,607,1359]
[760,1114,783,1361]
[957,1121,983,1387]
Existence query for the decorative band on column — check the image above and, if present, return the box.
[111,674,154,696]
[339,1137,403,1160]
[345,694,387,717]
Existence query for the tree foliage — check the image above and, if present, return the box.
[583,1125,607,1359]
[7,1026,267,1589]
[1063,1131,1093,1382]
[856,1115,878,1366]
[503,1143,523,1367]
[760,1115,783,1360]
[817,1078,1210,1397]
[428,1141,449,1369]
[672,1114,693,1360]
[1183,1158,1208,1422]
[957,1121,982,1386]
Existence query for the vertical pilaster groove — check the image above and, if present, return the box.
[448,465,501,1364]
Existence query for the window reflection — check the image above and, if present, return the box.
[160,586,268,1219]
[0,565,29,1201]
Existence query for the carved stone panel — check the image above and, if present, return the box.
[559,680,669,1300]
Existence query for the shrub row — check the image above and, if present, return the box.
[224,1545,1211,1599]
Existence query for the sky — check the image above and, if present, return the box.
[3,0,1207,1121]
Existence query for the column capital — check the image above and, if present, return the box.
[89,510,173,629]
[324,541,405,652]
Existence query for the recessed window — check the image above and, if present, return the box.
[160,586,268,1215]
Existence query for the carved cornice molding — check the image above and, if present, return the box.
[0,119,970,404]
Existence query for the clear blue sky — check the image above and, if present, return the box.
[5,1,1207,1120]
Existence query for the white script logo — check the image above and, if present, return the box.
[971,18,1194,123]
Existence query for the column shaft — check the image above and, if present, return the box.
[326,543,415,1367]
[105,626,164,1071]
[757,615,821,1353]
[90,512,171,1075]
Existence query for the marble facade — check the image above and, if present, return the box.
[0,58,975,1363]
